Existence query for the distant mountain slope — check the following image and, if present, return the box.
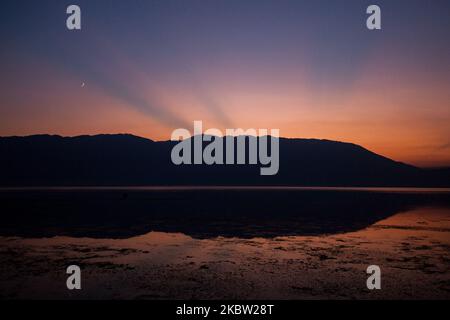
[0,134,447,186]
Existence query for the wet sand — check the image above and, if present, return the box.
[1,206,449,300]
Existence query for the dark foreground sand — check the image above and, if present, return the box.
[1,207,449,300]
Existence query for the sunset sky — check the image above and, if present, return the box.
[1,0,449,167]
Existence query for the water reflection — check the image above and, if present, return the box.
[1,206,450,299]
[1,188,449,239]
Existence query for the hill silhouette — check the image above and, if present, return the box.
[0,134,448,187]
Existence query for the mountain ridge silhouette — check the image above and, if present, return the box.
[0,134,448,187]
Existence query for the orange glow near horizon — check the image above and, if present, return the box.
[1,60,450,168]
[1,34,449,168]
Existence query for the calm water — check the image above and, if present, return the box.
[1,186,450,192]
[0,188,449,299]
[1,187,449,238]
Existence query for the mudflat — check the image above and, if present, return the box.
[1,205,449,299]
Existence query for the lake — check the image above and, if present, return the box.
[0,187,449,299]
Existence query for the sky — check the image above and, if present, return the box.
[0,0,449,167]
